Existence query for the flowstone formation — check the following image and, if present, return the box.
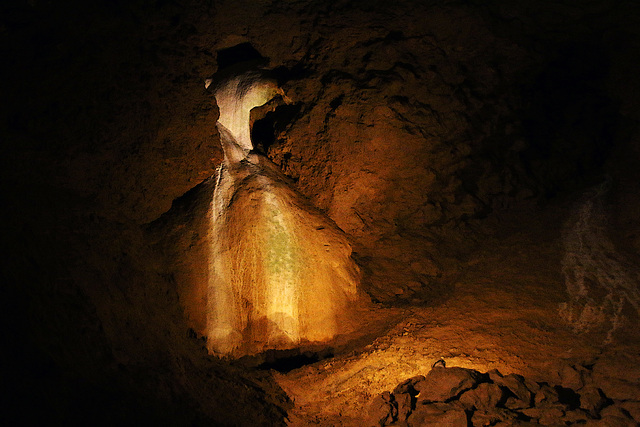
[206,70,361,356]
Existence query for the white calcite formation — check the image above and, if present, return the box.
[213,71,281,152]
[207,71,361,356]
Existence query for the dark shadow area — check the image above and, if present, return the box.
[270,64,314,86]
[207,43,271,91]
[233,307,405,373]
[252,103,303,154]
[256,348,335,373]
[520,41,619,198]
[216,42,267,70]
[554,384,582,410]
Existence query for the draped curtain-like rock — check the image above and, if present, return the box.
[207,71,361,356]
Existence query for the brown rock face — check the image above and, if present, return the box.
[366,391,398,427]
[407,403,468,427]
[415,366,486,403]
[495,374,534,409]
[459,382,506,410]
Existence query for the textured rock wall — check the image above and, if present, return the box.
[234,0,635,301]
[261,6,537,301]
[4,0,635,231]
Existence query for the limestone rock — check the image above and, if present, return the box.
[521,406,565,425]
[523,378,541,396]
[584,415,638,427]
[366,391,397,427]
[579,386,609,417]
[598,403,637,423]
[394,375,426,395]
[407,402,467,427]
[504,397,530,411]
[492,420,540,426]
[395,391,414,422]
[488,369,505,383]
[560,364,586,390]
[471,408,518,426]
[374,366,636,427]
[494,374,533,409]
[534,384,560,407]
[459,382,506,410]
[414,366,485,403]
[560,408,593,424]
[578,400,638,426]
[392,374,424,422]
[619,401,640,422]
[592,354,640,401]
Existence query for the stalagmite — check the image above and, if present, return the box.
[207,70,361,356]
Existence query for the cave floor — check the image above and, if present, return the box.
[273,206,640,426]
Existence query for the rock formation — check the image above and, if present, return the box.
[206,70,362,356]
[368,364,639,426]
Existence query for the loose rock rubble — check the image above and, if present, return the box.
[366,364,640,426]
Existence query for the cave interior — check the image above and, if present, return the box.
[3,0,640,425]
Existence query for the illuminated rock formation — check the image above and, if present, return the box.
[207,71,361,356]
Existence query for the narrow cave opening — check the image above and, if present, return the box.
[251,103,302,155]
[216,42,267,70]
[254,348,335,373]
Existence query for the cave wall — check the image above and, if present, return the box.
[2,0,640,423]
[230,0,638,301]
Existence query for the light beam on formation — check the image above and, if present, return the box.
[206,71,360,356]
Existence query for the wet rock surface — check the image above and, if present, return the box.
[368,365,639,426]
